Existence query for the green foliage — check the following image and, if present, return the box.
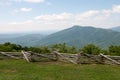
[50,43,78,54]
[108,45,120,55]
[0,42,51,53]
[0,45,12,52]
[0,42,22,52]
[26,46,51,54]
[68,46,78,54]
[100,49,109,55]
[80,44,102,55]
[57,43,68,53]
[1,42,120,55]
[28,47,42,53]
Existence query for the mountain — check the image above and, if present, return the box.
[0,25,120,48]
[34,26,120,48]
[0,34,26,43]
[0,34,45,46]
[111,26,120,32]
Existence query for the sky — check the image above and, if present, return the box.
[0,0,120,33]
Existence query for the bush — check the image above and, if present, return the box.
[80,44,102,55]
[108,45,120,55]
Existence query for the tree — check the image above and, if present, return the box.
[3,42,11,46]
[80,44,101,55]
[108,45,120,55]
[0,45,12,52]
[68,46,77,54]
[40,46,50,53]
[0,42,23,52]
[50,43,68,53]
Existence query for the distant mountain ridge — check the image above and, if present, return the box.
[34,26,120,48]
[111,26,120,32]
[0,25,120,48]
[0,34,45,46]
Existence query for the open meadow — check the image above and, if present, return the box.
[0,60,120,80]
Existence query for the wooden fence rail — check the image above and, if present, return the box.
[0,52,20,59]
[99,54,120,65]
[0,51,120,65]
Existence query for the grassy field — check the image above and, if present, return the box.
[0,60,120,80]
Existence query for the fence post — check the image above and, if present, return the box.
[22,51,32,62]
[76,52,82,64]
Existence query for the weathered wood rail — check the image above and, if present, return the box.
[100,54,120,65]
[0,51,120,65]
[0,52,20,59]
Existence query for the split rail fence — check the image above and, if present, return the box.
[0,51,120,65]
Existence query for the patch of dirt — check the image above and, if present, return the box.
[0,69,17,73]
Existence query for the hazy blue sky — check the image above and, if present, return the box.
[0,0,120,33]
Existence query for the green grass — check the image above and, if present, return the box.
[0,60,120,80]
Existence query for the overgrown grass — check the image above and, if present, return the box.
[0,60,120,80]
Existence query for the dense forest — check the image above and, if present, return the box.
[0,42,120,56]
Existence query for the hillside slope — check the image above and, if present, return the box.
[35,26,120,48]
[0,34,45,46]
[111,26,120,32]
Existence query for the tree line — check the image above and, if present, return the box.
[0,42,120,55]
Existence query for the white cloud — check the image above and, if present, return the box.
[20,8,32,12]
[34,10,100,23]
[35,13,73,21]
[76,10,99,21]
[112,5,120,13]
[13,7,32,13]
[101,10,112,17]
[10,20,33,25]
[33,5,120,29]
[2,5,120,33]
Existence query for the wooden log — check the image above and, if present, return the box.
[82,53,103,64]
[2,52,22,54]
[100,55,105,64]
[21,51,31,62]
[30,52,56,61]
[82,53,91,58]
[53,51,77,64]
[76,52,82,64]
[3,52,23,58]
[109,56,120,60]
[0,52,20,59]
[100,54,120,65]
[52,51,60,61]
